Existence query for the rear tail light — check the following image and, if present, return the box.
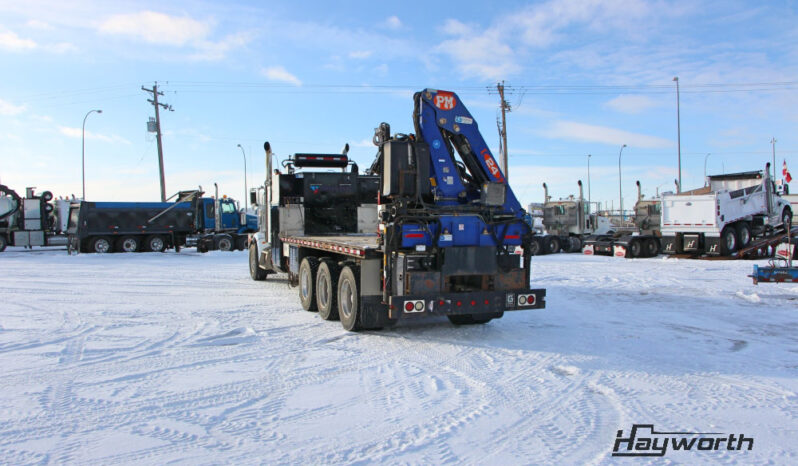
[403,300,425,313]
[517,294,537,306]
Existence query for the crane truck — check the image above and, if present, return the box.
[1,184,72,252]
[661,164,792,257]
[248,89,546,331]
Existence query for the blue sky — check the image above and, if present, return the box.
[1,0,797,211]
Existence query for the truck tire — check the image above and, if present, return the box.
[249,243,267,281]
[118,236,139,253]
[146,235,166,253]
[720,226,738,256]
[528,237,541,256]
[338,265,361,331]
[566,236,582,253]
[0,235,7,252]
[299,257,320,312]
[736,222,752,248]
[644,237,659,257]
[215,234,234,251]
[783,209,793,231]
[91,236,113,254]
[628,239,642,258]
[235,236,248,251]
[545,236,561,254]
[316,260,339,321]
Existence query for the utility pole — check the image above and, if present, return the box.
[497,81,511,180]
[142,82,173,202]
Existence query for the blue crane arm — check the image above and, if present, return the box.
[414,89,523,216]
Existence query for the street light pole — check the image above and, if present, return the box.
[704,153,711,186]
[81,109,102,200]
[771,137,777,181]
[587,154,592,212]
[619,144,627,219]
[673,76,681,192]
[237,144,248,213]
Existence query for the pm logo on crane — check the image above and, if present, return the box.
[434,91,456,111]
[481,149,504,183]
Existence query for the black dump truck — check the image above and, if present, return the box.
[67,200,195,253]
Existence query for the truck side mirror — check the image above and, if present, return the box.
[250,190,257,206]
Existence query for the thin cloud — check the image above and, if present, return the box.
[348,50,372,59]
[0,98,26,116]
[98,11,211,46]
[604,95,659,114]
[260,66,302,86]
[542,120,673,149]
[0,30,37,51]
[385,16,402,30]
[58,126,131,145]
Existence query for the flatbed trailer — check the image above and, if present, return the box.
[250,89,547,331]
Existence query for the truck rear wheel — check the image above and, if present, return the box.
[338,266,361,331]
[91,236,113,254]
[0,235,7,252]
[146,235,166,253]
[783,209,793,231]
[736,222,751,248]
[644,238,659,257]
[566,236,582,253]
[316,260,339,321]
[720,227,738,256]
[299,257,320,312]
[528,237,541,255]
[545,236,561,254]
[249,243,267,281]
[118,236,139,253]
[629,239,642,258]
[215,234,234,251]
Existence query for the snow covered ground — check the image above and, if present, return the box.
[1,248,796,464]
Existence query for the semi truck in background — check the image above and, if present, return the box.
[534,180,612,254]
[248,89,546,331]
[0,184,73,252]
[661,164,792,257]
[582,181,663,258]
[67,187,256,253]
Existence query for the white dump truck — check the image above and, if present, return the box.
[661,164,792,256]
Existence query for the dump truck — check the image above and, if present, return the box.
[661,164,792,256]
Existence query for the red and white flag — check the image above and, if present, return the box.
[784,159,793,183]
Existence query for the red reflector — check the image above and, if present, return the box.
[505,235,520,239]
[470,300,476,306]
[528,295,536,304]
[404,233,425,238]
[456,301,462,307]
[439,300,445,306]
[405,302,414,311]
[484,299,489,305]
